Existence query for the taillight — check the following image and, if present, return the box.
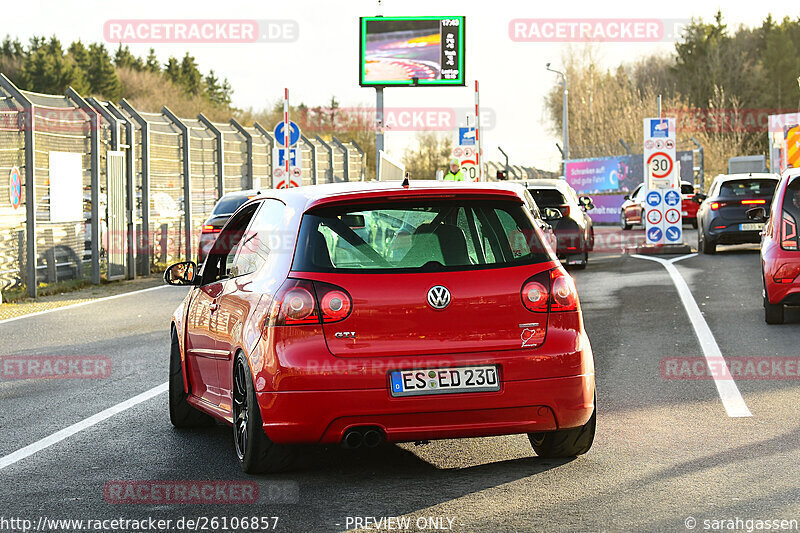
[267,279,352,327]
[522,280,549,312]
[521,269,579,313]
[550,269,578,312]
[782,211,799,251]
[742,199,766,205]
[710,202,720,211]
[202,224,221,233]
[316,285,353,322]
[559,205,571,216]
[773,263,800,284]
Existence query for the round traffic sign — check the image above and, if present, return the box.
[276,179,299,189]
[665,208,681,224]
[664,190,681,206]
[273,121,301,146]
[647,151,674,179]
[273,168,284,178]
[463,147,474,158]
[665,226,682,242]
[647,227,663,242]
[453,147,463,157]
[291,167,301,178]
[646,191,662,207]
[646,209,662,225]
[9,166,21,209]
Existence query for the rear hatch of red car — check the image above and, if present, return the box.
[274,189,577,358]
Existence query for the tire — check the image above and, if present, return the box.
[764,289,785,325]
[169,329,215,428]
[699,228,716,254]
[620,210,631,231]
[528,405,596,458]
[233,352,297,473]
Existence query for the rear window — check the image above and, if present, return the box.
[212,195,251,215]
[783,178,800,218]
[719,179,777,198]
[292,200,550,272]
[528,189,567,207]
[681,183,695,195]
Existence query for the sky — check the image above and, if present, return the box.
[11,1,800,172]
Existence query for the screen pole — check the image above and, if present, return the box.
[475,80,482,182]
[376,86,384,180]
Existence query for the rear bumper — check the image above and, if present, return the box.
[257,373,595,444]
[707,226,762,244]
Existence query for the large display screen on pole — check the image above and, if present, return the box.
[359,16,465,87]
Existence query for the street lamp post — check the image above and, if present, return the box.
[546,63,568,176]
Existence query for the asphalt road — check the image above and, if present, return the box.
[2,228,799,533]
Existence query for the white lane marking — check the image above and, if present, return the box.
[0,285,170,325]
[632,254,752,418]
[0,382,168,471]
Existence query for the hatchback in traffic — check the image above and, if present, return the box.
[164,181,596,473]
[197,189,260,263]
[695,173,779,254]
[748,169,800,323]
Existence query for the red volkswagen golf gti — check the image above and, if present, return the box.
[164,181,596,473]
[750,168,800,324]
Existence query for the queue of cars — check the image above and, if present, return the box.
[166,181,596,472]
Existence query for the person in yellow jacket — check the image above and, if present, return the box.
[443,158,469,181]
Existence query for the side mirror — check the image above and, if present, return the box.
[542,207,563,221]
[746,206,768,222]
[692,193,707,204]
[623,194,630,201]
[164,261,198,286]
[579,196,595,211]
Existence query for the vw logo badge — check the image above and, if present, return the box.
[427,285,451,310]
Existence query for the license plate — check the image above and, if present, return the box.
[682,211,688,216]
[740,223,763,231]
[389,365,500,397]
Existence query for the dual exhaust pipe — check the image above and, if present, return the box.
[342,426,384,449]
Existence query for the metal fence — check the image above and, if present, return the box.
[0,75,367,298]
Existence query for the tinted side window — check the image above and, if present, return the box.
[201,203,259,284]
[783,178,800,219]
[232,199,287,276]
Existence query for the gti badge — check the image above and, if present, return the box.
[427,285,451,310]
[335,331,356,339]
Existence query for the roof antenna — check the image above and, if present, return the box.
[402,172,410,188]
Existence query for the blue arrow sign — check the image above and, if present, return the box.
[646,191,661,207]
[664,190,681,207]
[274,121,301,146]
[666,226,681,242]
[647,227,662,242]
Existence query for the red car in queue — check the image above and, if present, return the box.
[620,181,699,229]
[164,181,596,473]
[748,168,800,324]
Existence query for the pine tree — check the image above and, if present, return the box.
[204,70,232,106]
[87,43,122,100]
[20,37,89,94]
[67,41,89,71]
[145,48,160,73]
[114,44,144,71]
[179,53,203,95]
[164,57,181,85]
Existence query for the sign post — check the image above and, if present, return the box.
[273,102,302,188]
[643,117,681,246]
